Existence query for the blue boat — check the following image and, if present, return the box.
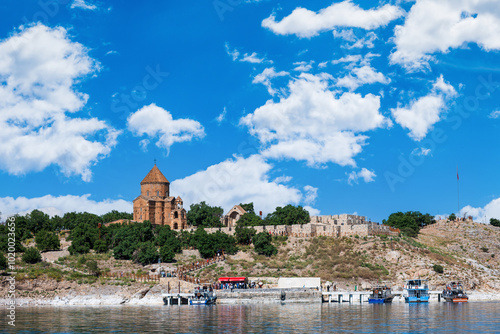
[368,286,394,303]
[189,287,217,305]
[404,279,429,303]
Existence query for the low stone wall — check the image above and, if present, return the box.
[216,288,322,304]
[186,222,397,238]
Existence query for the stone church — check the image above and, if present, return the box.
[133,164,187,229]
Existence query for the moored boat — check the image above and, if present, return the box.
[442,282,468,302]
[190,286,217,305]
[368,285,394,303]
[404,279,429,303]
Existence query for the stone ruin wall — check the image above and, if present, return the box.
[187,216,397,238]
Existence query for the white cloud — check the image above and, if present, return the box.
[262,1,404,38]
[336,65,390,90]
[293,61,314,72]
[391,0,500,70]
[347,168,376,185]
[127,104,205,152]
[461,197,500,223]
[71,0,97,10]
[171,155,312,215]
[241,73,388,167]
[216,107,227,124]
[411,147,431,156]
[303,185,318,205]
[225,43,271,64]
[0,24,119,182]
[333,30,378,49]
[252,67,289,95]
[488,110,500,119]
[304,206,321,216]
[391,75,457,141]
[0,194,132,219]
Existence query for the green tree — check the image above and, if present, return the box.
[35,230,61,252]
[86,259,101,276]
[264,205,310,225]
[236,213,263,227]
[490,218,500,227]
[22,247,42,264]
[101,210,133,224]
[253,232,277,257]
[0,224,25,253]
[235,225,256,245]
[0,253,7,271]
[93,239,108,253]
[385,211,434,237]
[134,241,158,265]
[239,202,255,215]
[190,228,238,258]
[186,201,224,227]
[448,213,457,221]
[160,244,176,263]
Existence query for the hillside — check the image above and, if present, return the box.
[196,220,500,292]
[2,219,500,306]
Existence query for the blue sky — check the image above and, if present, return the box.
[1,0,500,223]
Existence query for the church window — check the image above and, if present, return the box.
[147,191,149,196]
[174,212,178,219]
[174,223,178,229]
[157,191,159,196]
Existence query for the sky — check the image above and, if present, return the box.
[1,0,500,224]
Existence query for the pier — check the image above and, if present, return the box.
[162,293,192,305]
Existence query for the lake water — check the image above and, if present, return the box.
[2,302,500,333]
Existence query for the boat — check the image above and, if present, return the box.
[442,282,468,302]
[403,279,429,303]
[190,286,217,305]
[368,285,394,303]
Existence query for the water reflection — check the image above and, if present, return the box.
[1,302,499,333]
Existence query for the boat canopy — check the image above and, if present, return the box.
[218,277,247,283]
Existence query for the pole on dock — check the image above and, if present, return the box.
[338,294,342,303]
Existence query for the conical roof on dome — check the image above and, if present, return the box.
[141,165,169,184]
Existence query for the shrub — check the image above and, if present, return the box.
[35,230,61,252]
[134,241,158,265]
[86,259,101,276]
[481,247,489,253]
[235,226,256,245]
[94,239,108,254]
[433,264,444,274]
[22,247,42,264]
[0,253,7,270]
[160,244,176,263]
[253,232,277,257]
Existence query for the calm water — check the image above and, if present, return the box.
[2,302,500,333]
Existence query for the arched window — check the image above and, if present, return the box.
[147,191,149,196]
[157,191,159,196]
[174,212,178,219]
[173,223,178,230]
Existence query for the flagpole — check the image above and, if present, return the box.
[457,166,459,216]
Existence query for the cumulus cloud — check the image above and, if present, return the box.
[0,194,132,219]
[0,24,119,182]
[303,185,318,205]
[347,168,376,185]
[461,197,500,223]
[391,75,457,141]
[336,65,390,90]
[171,155,314,215]
[225,43,271,64]
[253,67,289,95]
[262,1,404,38]
[241,73,388,167]
[391,0,500,70]
[71,0,97,10]
[293,61,314,72]
[127,104,205,152]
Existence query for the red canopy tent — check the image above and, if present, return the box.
[218,277,247,283]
